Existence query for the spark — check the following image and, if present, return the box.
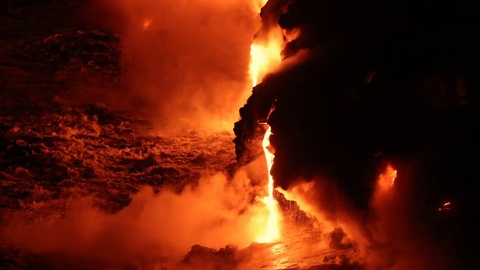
[438,201,452,212]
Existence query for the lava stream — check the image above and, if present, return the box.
[256,125,281,243]
[249,42,282,87]
[248,0,284,243]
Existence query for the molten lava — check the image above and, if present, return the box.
[249,42,282,87]
[253,0,269,11]
[248,1,283,87]
[256,125,281,243]
[248,0,284,243]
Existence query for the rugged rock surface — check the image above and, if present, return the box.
[234,0,480,209]
[234,2,480,268]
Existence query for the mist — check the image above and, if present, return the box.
[0,159,271,269]
[0,1,273,268]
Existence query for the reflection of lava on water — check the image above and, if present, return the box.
[1,0,480,269]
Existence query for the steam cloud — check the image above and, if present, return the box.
[0,0,273,268]
[0,160,270,269]
[82,0,261,132]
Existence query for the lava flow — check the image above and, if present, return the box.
[256,125,281,243]
[249,42,282,87]
[248,1,284,243]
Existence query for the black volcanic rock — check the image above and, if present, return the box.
[234,3,480,267]
[234,0,480,210]
[183,244,238,270]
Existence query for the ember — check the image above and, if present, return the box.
[438,201,452,212]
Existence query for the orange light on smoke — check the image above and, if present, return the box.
[142,19,152,30]
[378,164,397,191]
[256,126,281,243]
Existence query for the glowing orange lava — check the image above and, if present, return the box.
[249,41,282,87]
[249,0,283,243]
[253,0,269,11]
[248,1,283,87]
[256,126,281,243]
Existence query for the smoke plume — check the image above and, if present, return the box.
[80,0,263,132]
[1,1,272,269]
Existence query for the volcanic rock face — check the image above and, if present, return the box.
[234,1,480,266]
[234,0,480,206]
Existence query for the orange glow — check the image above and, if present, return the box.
[256,125,281,243]
[249,37,283,87]
[252,0,269,11]
[377,164,397,191]
[248,0,283,88]
[142,19,152,30]
[247,0,283,243]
